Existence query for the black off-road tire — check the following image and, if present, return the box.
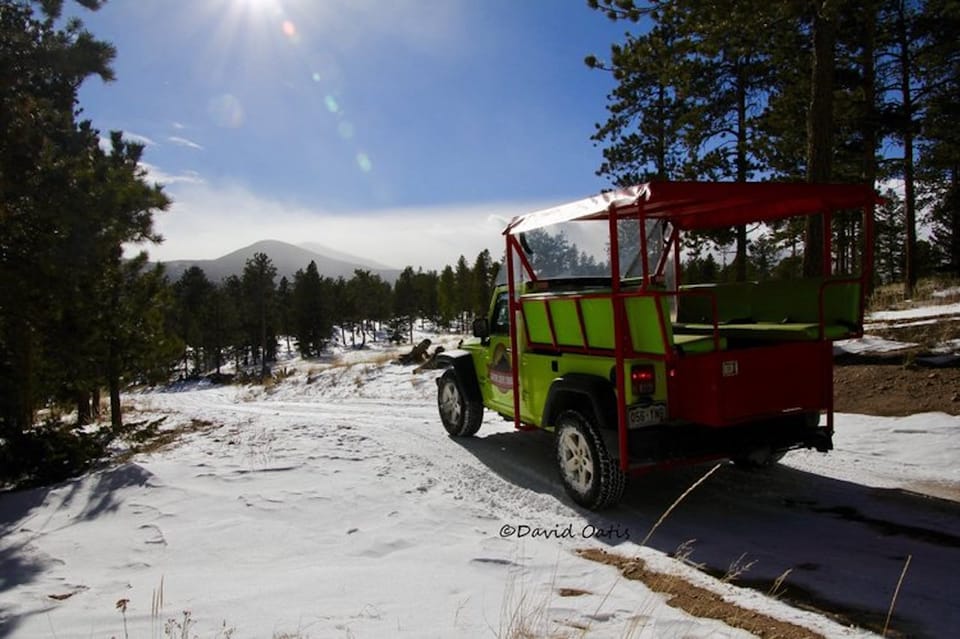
[437,369,483,437]
[555,409,625,510]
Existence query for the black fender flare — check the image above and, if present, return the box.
[435,349,482,403]
[543,373,617,430]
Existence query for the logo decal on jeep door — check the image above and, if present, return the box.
[489,343,513,392]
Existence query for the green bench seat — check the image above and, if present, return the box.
[673,333,728,353]
[675,278,861,343]
[521,291,728,355]
[673,322,853,342]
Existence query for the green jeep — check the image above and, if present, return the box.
[437,181,879,510]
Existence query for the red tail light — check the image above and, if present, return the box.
[631,365,655,395]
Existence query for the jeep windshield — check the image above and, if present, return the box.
[508,218,670,282]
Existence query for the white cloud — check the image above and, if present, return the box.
[140,162,205,186]
[139,181,540,271]
[121,132,156,146]
[168,135,205,150]
[98,132,157,153]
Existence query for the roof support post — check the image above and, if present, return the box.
[608,204,629,472]
[505,234,523,431]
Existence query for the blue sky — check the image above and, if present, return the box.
[73,0,633,269]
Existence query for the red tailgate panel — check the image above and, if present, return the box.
[668,342,831,426]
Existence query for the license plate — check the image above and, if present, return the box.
[628,403,666,429]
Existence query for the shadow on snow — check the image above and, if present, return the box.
[455,428,960,639]
[0,463,154,638]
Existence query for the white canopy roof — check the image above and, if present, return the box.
[504,184,647,235]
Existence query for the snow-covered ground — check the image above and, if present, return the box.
[3,300,959,638]
[867,302,960,323]
[833,296,960,356]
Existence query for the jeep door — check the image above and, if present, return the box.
[481,291,515,415]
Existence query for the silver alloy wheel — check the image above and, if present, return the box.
[558,428,595,494]
[439,378,462,426]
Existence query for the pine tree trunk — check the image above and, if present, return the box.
[735,62,748,282]
[803,2,837,277]
[108,341,122,429]
[91,388,101,418]
[259,299,268,378]
[951,167,960,275]
[897,0,918,297]
[109,379,121,429]
[862,4,877,291]
[76,392,91,426]
[13,318,35,431]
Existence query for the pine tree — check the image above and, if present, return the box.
[277,276,292,355]
[876,0,923,294]
[471,250,495,317]
[292,261,329,357]
[241,253,277,376]
[205,284,238,376]
[393,266,418,343]
[1,0,116,434]
[748,234,780,280]
[173,267,215,375]
[221,275,245,369]
[412,268,438,329]
[454,256,474,332]
[437,265,457,329]
[874,188,906,284]
[93,133,171,428]
[915,0,960,275]
[586,6,691,184]
[346,269,390,346]
[662,0,778,280]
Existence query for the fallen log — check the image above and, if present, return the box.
[395,338,432,365]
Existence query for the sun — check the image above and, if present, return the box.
[233,0,284,17]
[235,0,278,8]
[205,0,298,48]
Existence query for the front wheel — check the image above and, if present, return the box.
[555,410,625,510]
[437,369,483,437]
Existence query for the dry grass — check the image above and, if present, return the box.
[499,564,570,639]
[114,418,219,463]
[576,548,826,639]
[882,555,912,638]
[323,349,400,370]
[868,276,960,312]
[867,316,960,350]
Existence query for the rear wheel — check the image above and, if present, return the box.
[555,410,625,510]
[437,369,482,437]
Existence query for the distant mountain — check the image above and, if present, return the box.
[160,240,401,284]
[298,242,397,272]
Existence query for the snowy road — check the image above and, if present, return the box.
[458,424,960,638]
[156,379,960,637]
[2,352,956,638]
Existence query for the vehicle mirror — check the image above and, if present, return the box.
[472,318,490,338]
